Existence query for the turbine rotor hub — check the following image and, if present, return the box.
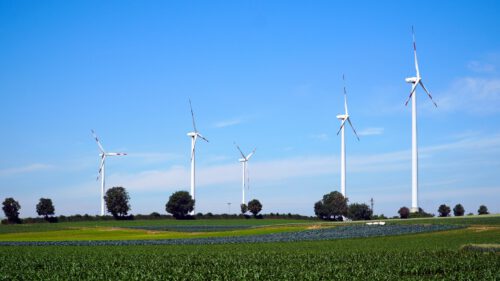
[405,77,417,83]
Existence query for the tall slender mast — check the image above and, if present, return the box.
[404,27,436,213]
[101,161,105,216]
[235,143,255,206]
[190,136,196,215]
[411,87,418,212]
[241,161,246,205]
[340,122,346,197]
[336,75,359,198]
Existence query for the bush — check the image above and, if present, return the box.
[478,205,489,215]
[150,212,161,218]
[408,208,434,218]
[372,214,387,220]
[453,204,465,216]
[398,207,410,219]
[348,203,372,221]
[240,204,248,215]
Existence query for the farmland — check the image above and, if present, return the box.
[0,216,499,280]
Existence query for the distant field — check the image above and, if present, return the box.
[0,215,499,241]
[0,215,499,280]
[0,218,311,234]
[385,214,500,226]
[0,224,498,280]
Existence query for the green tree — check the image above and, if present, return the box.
[247,199,262,217]
[348,203,373,221]
[314,191,348,221]
[2,197,21,224]
[36,198,55,220]
[408,207,434,218]
[438,204,451,217]
[478,205,489,215]
[104,187,131,219]
[240,203,248,215]
[398,207,410,219]
[453,204,465,216]
[166,191,194,219]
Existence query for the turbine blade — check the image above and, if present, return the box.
[96,156,105,181]
[245,163,250,190]
[91,130,105,153]
[412,26,420,78]
[246,148,256,160]
[197,133,209,142]
[419,80,438,107]
[191,143,195,162]
[404,82,418,106]
[234,142,246,159]
[189,98,198,132]
[343,74,348,115]
[347,118,360,141]
[336,119,347,135]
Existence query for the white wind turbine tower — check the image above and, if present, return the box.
[91,130,127,216]
[187,99,209,215]
[336,75,359,198]
[234,142,256,205]
[404,26,438,213]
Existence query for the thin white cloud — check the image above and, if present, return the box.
[438,77,500,114]
[204,154,232,164]
[309,133,329,141]
[421,133,500,154]
[103,133,500,194]
[126,152,182,163]
[213,118,242,128]
[358,127,384,136]
[0,163,54,177]
[467,60,495,73]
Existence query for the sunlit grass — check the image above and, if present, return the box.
[0,224,315,241]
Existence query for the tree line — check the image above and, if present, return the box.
[2,187,266,224]
[313,191,490,221]
[2,188,492,224]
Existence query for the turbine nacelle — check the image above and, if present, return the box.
[405,77,418,84]
[106,152,127,156]
[238,158,247,163]
[336,75,360,141]
[336,114,348,120]
[187,132,197,137]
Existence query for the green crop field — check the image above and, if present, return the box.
[0,215,499,280]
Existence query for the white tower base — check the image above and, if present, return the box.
[411,84,419,213]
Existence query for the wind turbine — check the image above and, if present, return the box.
[404,26,437,213]
[91,130,127,216]
[234,142,256,205]
[187,99,208,215]
[336,75,359,198]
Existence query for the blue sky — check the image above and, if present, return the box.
[1,1,499,217]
